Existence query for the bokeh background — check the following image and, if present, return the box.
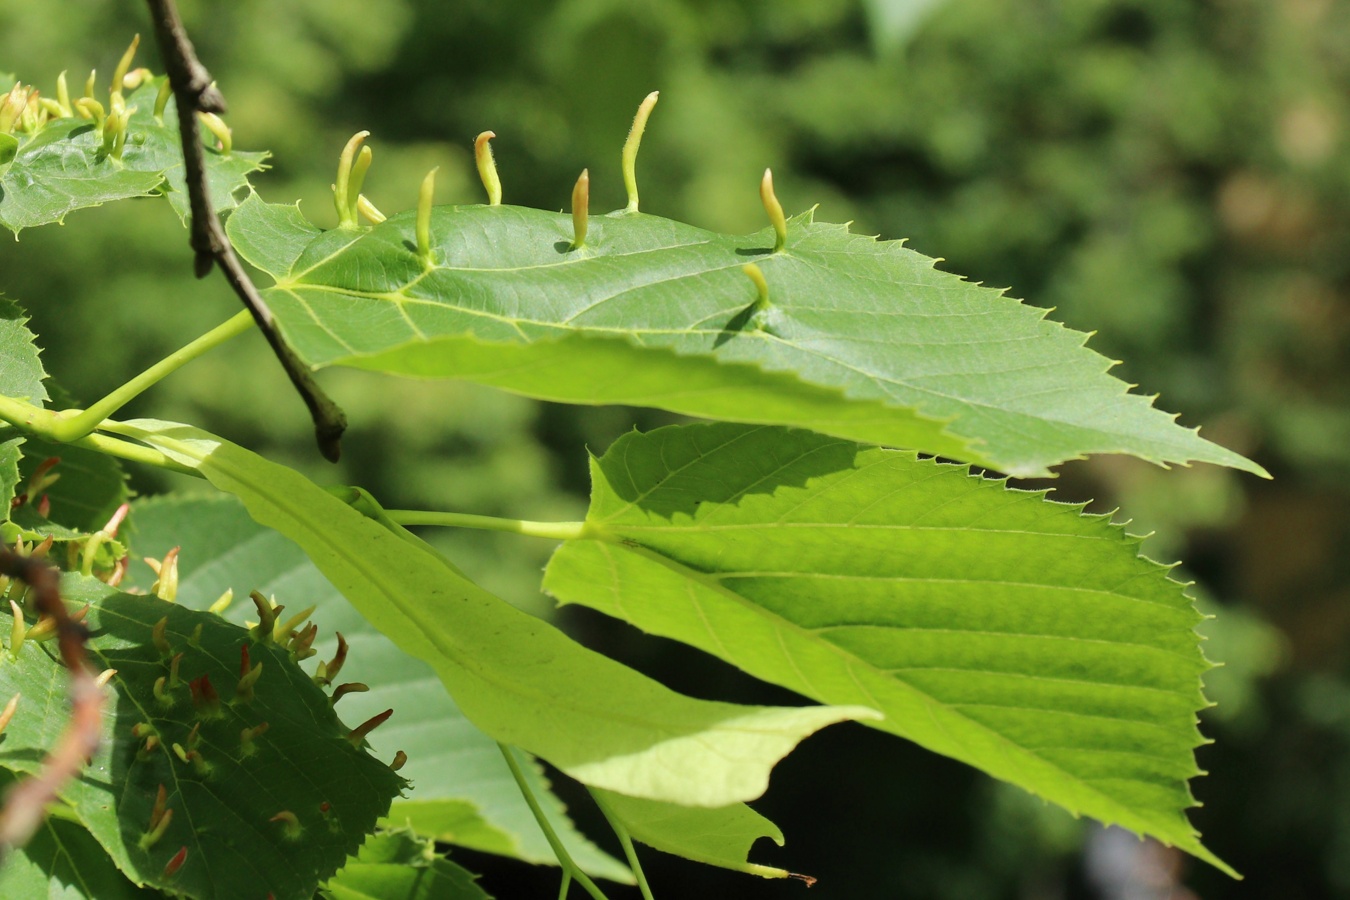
[3,0,1348,896]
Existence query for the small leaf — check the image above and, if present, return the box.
[113,419,877,808]
[321,830,491,900]
[592,789,789,878]
[227,193,1261,477]
[0,77,267,233]
[0,577,405,900]
[543,422,1232,874]
[127,493,631,882]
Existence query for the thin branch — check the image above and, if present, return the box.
[0,551,102,854]
[143,0,347,461]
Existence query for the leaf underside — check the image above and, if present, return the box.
[543,422,1232,874]
[126,493,632,883]
[115,419,876,810]
[0,77,266,233]
[228,194,1262,478]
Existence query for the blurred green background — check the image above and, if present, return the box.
[3,0,1348,896]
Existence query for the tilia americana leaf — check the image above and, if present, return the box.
[224,125,1264,478]
[543,422,1234,875]
[0,575,406,900]
[0,39,267,234]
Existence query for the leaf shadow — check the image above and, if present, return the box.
[596,424,860,520]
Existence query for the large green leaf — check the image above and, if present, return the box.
[0,577,405,899]
[227,193,1262,477]
[0,77,266,233]
[542,422,1230,873]
[126,493,631,883]
[110,419,877,807]
[321,831,491,900]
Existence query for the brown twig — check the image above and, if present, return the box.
[144,0,347,461]
[0,550,102,854]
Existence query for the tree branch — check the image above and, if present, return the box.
[0,550,101,854]
[144,0,347,461]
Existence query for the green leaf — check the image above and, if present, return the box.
[0,133,17,179]
[112,418,877,807]
[227,193,1262,477]
[0,577,405,900]
[0,77,266,233]
[0,295,48,404]
[0,778,157,900]
[126,493,632,883]
[542,422,1231,874]
[321,830,491,900]
[0,295,50,527]
[592,789,790,878]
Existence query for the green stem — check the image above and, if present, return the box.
[591,790,656,900]
[69,431,202,478]
[0,311,253,445]
[384,509,594,542]
[498,744,612,900]
[45,310,254,442]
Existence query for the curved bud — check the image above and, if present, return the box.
[153,77,171,123]
[347,145,373,221]
[138,806,173,850]
[111,34,140,101]
[189,674,222,719]
[743,263,770,312]
[152,616,172,659]
[208,588,233,616]
[316,632,349,687]
[622,90,659,213]
[168,652,183,689]
[74,97,105,128]
[760,168,787,253]
[347,708,393,746]
[0,693,19,735]
[8,599,25,658]
[331,682,369,706]
[55,71,72,118]
[249,591,278,642]
[151,547,179,602]
[83,70,97,102]
[162,846,188,880]
[95,668,117,689]
[270,810,303,840]
[417,167,438,266]
[570,168,589,251]
[474,131,501,206]
[273,604,316,644]
[153,675,172,706]
[357,194,387,224]
[240,721,269,757]
[198,111,232,155]
[390,750,408,772]
[333,131,371,229]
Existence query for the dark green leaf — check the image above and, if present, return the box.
[228,194,1262,477]
[0,577,405,900]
